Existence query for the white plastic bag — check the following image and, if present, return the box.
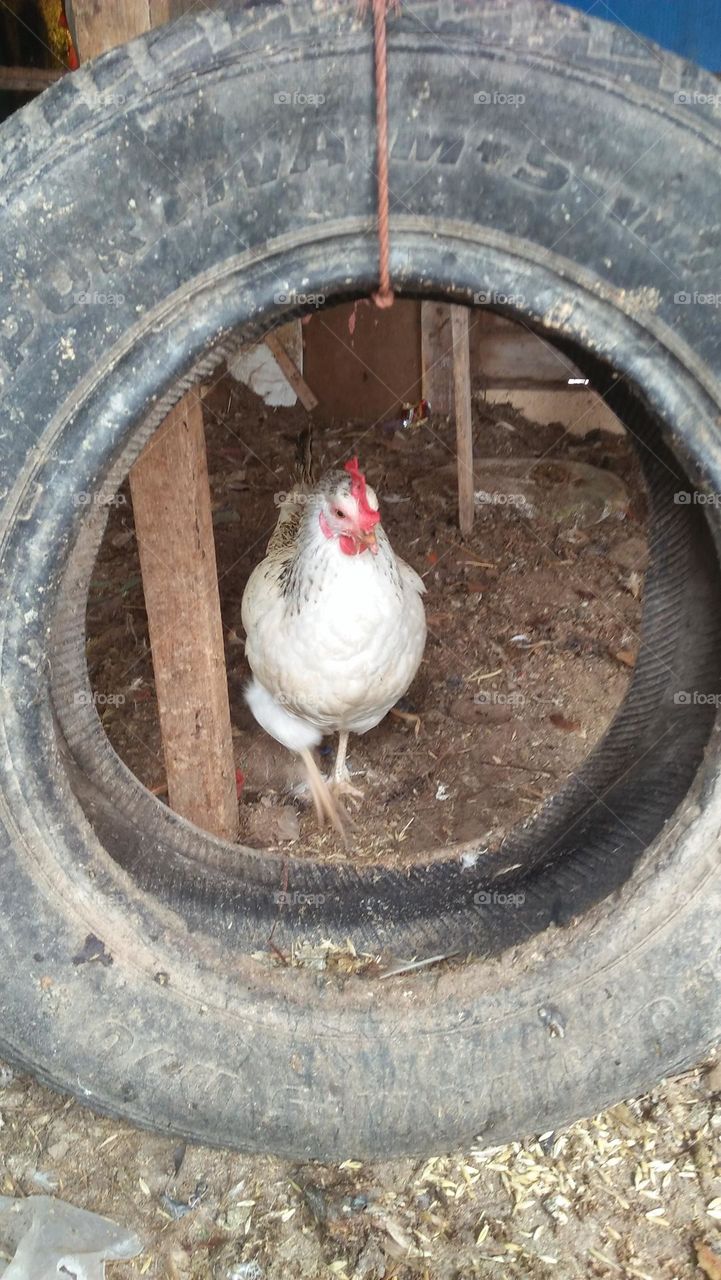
[0,1195,142,1280]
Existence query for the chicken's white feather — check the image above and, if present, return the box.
[244,676,322,752]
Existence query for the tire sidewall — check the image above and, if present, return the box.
[0,2,720,1155]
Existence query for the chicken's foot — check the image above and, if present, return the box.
[329,730,364,803]
[299,747,353,845]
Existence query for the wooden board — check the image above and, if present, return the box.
[471,311,581,385]
[0,67,65,91]
[264,330,318,411]
[421,301,454,415]
[71,2,155,57]
[129,396,238,839]
[451,305,474,538]
[303,299,421,424]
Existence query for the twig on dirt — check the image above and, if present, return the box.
[380,951,460,979]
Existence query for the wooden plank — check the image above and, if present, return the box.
[421,300,454,415]
[303,300,421,424]
[75,0,238,841]
[0,66,65,92]
[129,396,238,840]
[451,304,474,538]
[264,330,319,411]
[471,309,581,384]
[71,1,153,57]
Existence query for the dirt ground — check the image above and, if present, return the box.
[88,375,647,863]
[1,1057,720,1279]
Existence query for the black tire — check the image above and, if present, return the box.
[1,0,721,1158]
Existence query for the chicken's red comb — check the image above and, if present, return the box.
[344,456,381,531]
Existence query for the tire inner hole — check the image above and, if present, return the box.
[84,303,649,869]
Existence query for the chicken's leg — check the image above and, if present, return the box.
[328,730,364,802]
[299,747,352,845]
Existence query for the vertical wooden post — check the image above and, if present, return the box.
[451,304,474,537]
[130,396,238,838]
[420,300,454,414]
[75,0,238,840]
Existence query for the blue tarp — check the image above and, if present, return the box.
[566,0,721,72]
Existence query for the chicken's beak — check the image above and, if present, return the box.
[358,528,378,555]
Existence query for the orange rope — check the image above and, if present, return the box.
[363,0,396,308]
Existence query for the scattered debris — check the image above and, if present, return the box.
[159,1186,208,1222]
[538,1004,567,1038]
[227,1264,264,1280]
[697,1241,721,1280]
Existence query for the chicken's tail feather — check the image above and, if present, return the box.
[244,677,321,752]
[295,424,315,486]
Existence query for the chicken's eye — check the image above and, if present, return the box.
[334,508,345,520]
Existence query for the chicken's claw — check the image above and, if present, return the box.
[390,707,422,737]
[329,777,365,807]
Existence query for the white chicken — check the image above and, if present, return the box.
[241,456,426,835]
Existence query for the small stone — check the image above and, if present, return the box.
[354,1237,387,1279]
[46,1138,71,1161]
[608,534,648,571]
[247,804,300,844]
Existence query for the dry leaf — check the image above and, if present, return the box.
[612,648,637,668]
[549,713,580,732]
